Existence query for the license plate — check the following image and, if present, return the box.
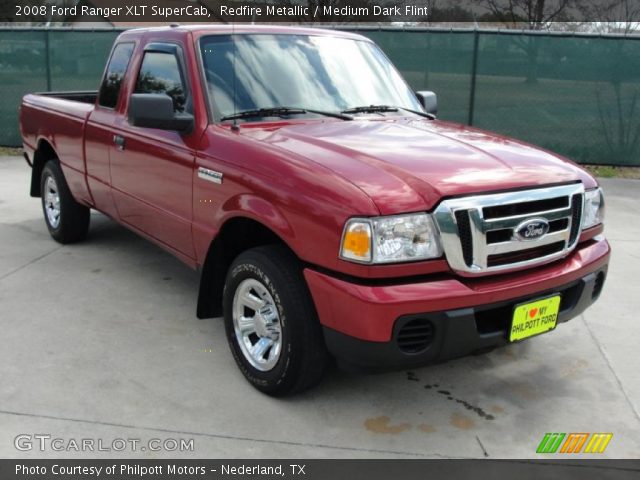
[509,295,561,342]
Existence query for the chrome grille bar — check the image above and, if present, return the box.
[433,184,585,276]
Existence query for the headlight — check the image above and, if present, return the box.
[582,188,605,230]
[340,214,442,264]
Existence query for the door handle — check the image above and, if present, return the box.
[113,134,125,151]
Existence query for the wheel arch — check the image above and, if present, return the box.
[196,215,298,319]
[30,138,59,197]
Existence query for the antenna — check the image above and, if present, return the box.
[231,23,239,131]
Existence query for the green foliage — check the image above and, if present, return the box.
[1,28,639,167]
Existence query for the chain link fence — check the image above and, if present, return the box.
[1,27,639,165]
[0,28,120,147]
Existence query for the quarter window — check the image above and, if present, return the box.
[134,52,188,113]
[99,43,134,109]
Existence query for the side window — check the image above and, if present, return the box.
[99,43,134,109]
[134,52,188,113]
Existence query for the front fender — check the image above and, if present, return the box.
[194,195,297,319]
[219,193,296,242]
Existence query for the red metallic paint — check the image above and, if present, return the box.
[20,25,609,341]
[305,238,610,342]
[252,118,598,215]
[20,97,94,206]
[85,107,120,218]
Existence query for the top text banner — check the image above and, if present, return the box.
[5,0,640,24]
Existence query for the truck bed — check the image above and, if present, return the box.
[20,92,97,206]
[36,91,98,104]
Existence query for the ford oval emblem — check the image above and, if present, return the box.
[515,218,550,241]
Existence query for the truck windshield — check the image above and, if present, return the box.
[199,34,423,122]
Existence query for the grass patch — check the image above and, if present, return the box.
[584,165,640,179]
[0,146,22,156]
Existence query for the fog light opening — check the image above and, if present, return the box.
[397,318,435,354]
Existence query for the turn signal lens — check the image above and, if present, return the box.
[340,220,372,262]
[340,214,442,264]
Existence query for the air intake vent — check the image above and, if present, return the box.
[397,319,434,353]
[487,241,565,267]
[592,271,605,299]
[483,196,569,219]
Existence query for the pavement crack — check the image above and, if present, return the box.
[0,246,63,282]
[580,314,640,422]
[475,435,489,457]
[423,383,495,421]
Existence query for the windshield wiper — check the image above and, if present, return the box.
[341,104,435,119]
[341,105,398,114]
[221,107,352,122]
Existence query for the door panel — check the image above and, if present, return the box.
[84,42,135,218]
[108,44,195,259]
[85,109,119,218]
[109,120,195,257]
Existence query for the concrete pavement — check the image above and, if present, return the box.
[0,156,638,458]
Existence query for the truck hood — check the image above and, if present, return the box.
[241,118,595,214]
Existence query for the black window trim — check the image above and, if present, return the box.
[97,41,136,111]
[195,36,216,125]
[131,41,192,116]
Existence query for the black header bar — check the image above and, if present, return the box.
[1,459,640,480]
[2,0,640,24]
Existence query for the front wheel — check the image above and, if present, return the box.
[40,161,90,244]
[223,245,328,396]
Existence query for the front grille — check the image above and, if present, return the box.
[486,218,569,245]
[454,210,473,266]
[568,194,583,245]
[483,196,569,219]
[487,241,565,267]
[397,319,434,353]
[434,184,585,275]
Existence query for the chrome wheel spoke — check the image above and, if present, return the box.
[260,306,278,323]
[237,315,256,335]
[232,278,283,372]
[242,291,265,312]
[251,337,273,360]
[44,177,61,229]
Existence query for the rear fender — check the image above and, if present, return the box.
[30,137,59,197]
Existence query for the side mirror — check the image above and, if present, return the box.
[415,91,437,116]
[128,94,194,134]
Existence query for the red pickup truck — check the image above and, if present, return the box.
[20,25,609,396]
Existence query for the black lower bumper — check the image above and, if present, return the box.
[323,267,607,372]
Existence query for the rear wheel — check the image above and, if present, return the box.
[223,245,328,396]
[40,161,90,244]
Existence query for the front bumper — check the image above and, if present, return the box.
[304,238,610,370]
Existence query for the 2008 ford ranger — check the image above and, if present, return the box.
[20,26,609,396]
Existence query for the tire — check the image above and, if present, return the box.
[223,245,328,396]
[40,160,90,244]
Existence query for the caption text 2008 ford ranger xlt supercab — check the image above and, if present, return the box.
[19,26,609,396]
